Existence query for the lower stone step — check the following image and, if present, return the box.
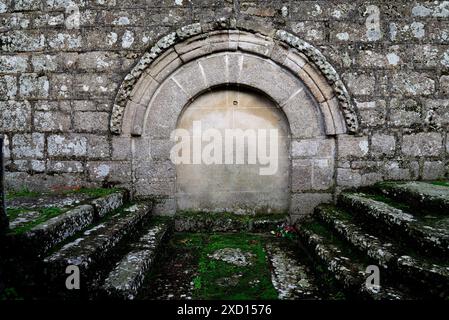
[175,211,287,233]
[43,202,152,296]
[265,241,320,300]
[339,193,449,255]
[297,221,406,300]
[315,205,449,298]
[100,218,172,300]
[373,181,449,215]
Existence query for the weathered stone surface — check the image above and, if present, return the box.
[47,160,83,173]
[34,111,71,132]
[391,72,435,96]
[87,135,111,159]
[291,138,335,159]
[339,193,449,255]
[25,205,95,256]
[91,191,126,219]
[389,98,421,127]
[315,204,449,298]
[290,193,332,220]
[343,72,375,96]
[337,168,362,187]
[0,30,45,52]
[44,203,152,290]
[31,54,57,72]
[266,241,319,300]
[0,101,31,131]
[87,161,132,184]
[19,73,49,98]
[0,3,448,216]
[174,211,286,233]
[47,134,87,157]
[101,219,170,300]
[208,248,255,267]
[338,136,369,159]
[0,55,28,73]
[12,133,44,159]
[402,132,443,157]
[371,134,396,156]
[74,112,109,132]
[0,75,17,98]
[298,220,405,300]
[375,181,449,215]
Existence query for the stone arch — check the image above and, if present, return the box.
[111,20,359,216]
[110,21,359,136]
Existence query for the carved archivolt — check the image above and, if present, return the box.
[110,19,359,136]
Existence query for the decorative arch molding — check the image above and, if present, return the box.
[110,19,359,136]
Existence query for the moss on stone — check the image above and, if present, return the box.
[6,187,120,201]
[146,232,278,300]
[176,210,288,222]
[192,233,278,300]
[9,207,63,234]
[431,181,449,188]
[6,188,40,200]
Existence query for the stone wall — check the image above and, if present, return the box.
[1,0,448,215]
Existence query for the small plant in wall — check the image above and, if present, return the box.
[271,223,298,240]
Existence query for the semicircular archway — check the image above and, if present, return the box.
[111,22,359,217]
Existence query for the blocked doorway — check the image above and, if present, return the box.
[174,87,290,214]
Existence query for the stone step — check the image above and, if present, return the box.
[315,205,449,298]
[43,202,152,296]
[297,220,407,300]
[175,211,287,233]
[12,190,127,257]
[339,193,449,255]
[373,182,449,215]
[265,241,320,300]
[100,218,172,300]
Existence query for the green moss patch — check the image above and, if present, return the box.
[8,207,64,234]
[5,188,122,234]
[430,181,449,188]
[142,233,278,300]
[362,193,411,211]
[6,187,120,200]
[6,189,40,200]
[70,187,120,198]
[192,233,277,300]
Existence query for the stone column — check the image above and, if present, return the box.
[0,137,9,235]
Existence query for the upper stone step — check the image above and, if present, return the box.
[315,205,449,298]
[339,193,449,255]
[374,181,449,215]
[100,218,172,300]
[43,202,152,295]
[297,220,407,300]
[6,190,127,257]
